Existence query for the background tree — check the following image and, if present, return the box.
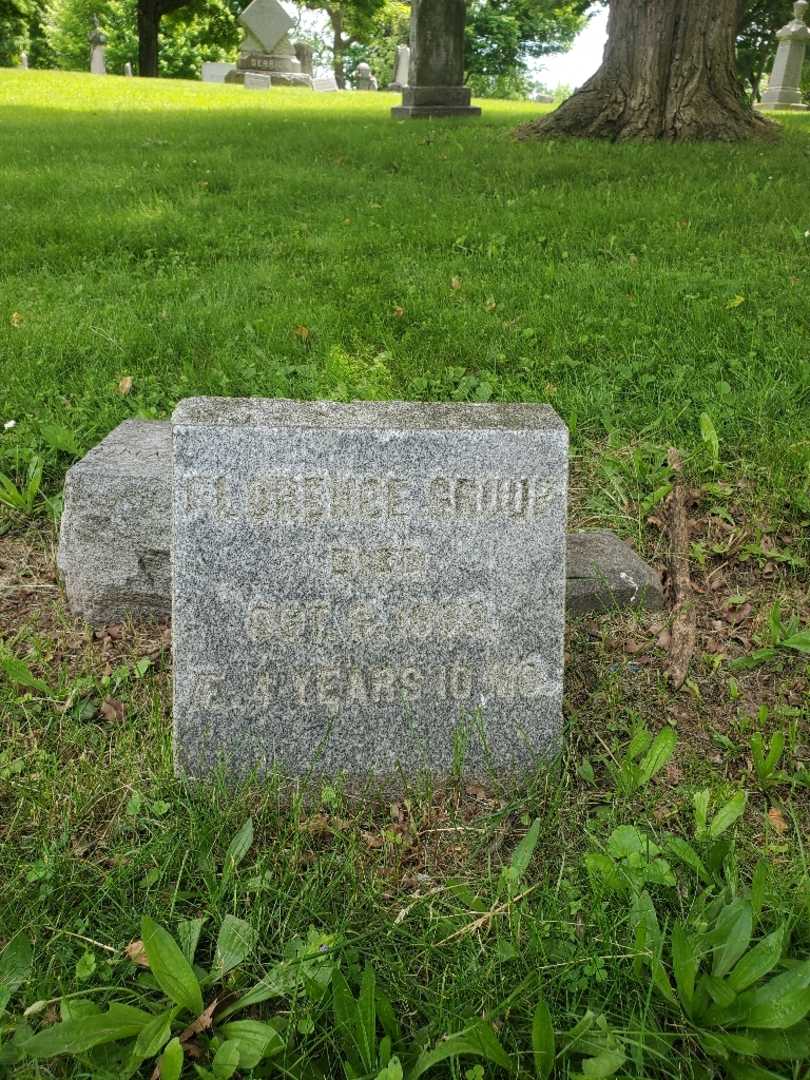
[293,0,387,87]
[43,0,238,74]
[464,0,588,97]
[518,0,775,141]
[0,0,33,64]
[342,0,407,87]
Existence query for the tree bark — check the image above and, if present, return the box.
[517,0,775,141]
[328,8,347,89]
[137,0,160,77]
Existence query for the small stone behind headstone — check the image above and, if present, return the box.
[294,41,314,76]
[244,71,271,90]
[58,420,172,625]
[18,51,29,69]
[566,530,664,615]
[313,75,339,92]
[172,397,568,780]
[202,61,236,83]
[124,61,133,76]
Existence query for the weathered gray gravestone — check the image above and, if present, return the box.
[313,75,339,92]
[354,62,378,90]
[244,72,271,90]
[172,398,567,779]
[225,0,312,88]
[89,16,107,75]
[760,1,810,110]
[388,44,410,91]
[392,0,480,119]
[58,419,664,627]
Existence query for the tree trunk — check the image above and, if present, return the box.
[517,0,775,141]
[329,9,346,89]
[137,0,160,78]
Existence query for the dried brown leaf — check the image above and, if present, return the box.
[767,807,788,834]
[118,376,133,396]
[450,276,461,290]
[178,998,218,1044]
[125,939,149,967]
[99,697,125,723]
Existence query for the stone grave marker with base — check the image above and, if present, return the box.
[759,1,810,110]
[171,398,567,780]
[225,0,312,88]
[392,0,480,119]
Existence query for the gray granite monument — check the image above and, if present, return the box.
[392,0,480,119]
[225,0,312,88]
[354,62,378,90]
[57,419,664,628]
[89,16,107,75]
[18,51,29,69]
[760,1,810,110]
[294,42,314,77]
[313,75,339,92]
[388,44,410,91]
[124,61,133,76]
[172,398,566,779]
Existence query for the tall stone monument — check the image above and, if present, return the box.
[89,16,107,76]
[225,0,312,88]
[760,1,810,110]
[388,44,410,91]
[391,0,480,119]
[172,398,567,781]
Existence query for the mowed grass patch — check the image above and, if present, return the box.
[1,70,809,529]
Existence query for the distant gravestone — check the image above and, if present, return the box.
[294,41,314,76]
[354,62,378,90]
[88,16,107,75]
[244,71,271,90]
[313,75,339,92]
[392,0,480,118]
[388,44,409,90]
[18,51,29,69]
[225,0,312,88]
[202,61,236,83]
[172,398,568,780]
[124,61,133,76]
[760,0,810,110]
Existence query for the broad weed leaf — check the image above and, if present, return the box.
[222,818,253,882]
[212,915,257,979]
[141,916,203,1015]
[531,999,555,1079]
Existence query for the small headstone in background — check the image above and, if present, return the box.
[294,41,314,76]
[202,61,236,83]
[244,71,271,90]
[392,0,480,119]
[88,15,107,75]
[172,397,568,780]
[124,61,133,76]
[313,75,339,92]
[354,62,378,90]
[18,51,29,69]
[388,44,410,90]
[57,418,665,627]
[532,92,553,104]
[760,0,810,109]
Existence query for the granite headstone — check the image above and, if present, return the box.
[172,398,567,780]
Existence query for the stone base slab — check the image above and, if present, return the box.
[57,421,664,627]
[392,104,481,118]
[757,101,808,110]
[226,68,311,88]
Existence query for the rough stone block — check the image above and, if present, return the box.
[57,420,171,625]
[566,530,665,615]
[172,398,568,780]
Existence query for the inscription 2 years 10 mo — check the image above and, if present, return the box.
[183,471,554,523]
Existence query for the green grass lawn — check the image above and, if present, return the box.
[0,71,809,1080]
